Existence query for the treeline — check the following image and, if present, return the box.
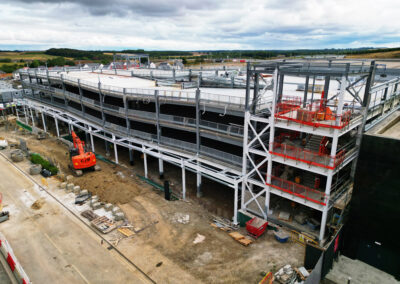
[121,49,192,58]
[45,48,112,63]
[200,48,400,59]
[45,48,192,60]
[28,57,75,68]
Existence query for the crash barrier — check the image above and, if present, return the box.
[0,232,31,284]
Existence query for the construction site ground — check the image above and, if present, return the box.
[0,121,305,283]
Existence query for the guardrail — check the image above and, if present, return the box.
[20,71,256,110]
[200,145,242,165]
[129,129,157,141]
[127,109,156,119]
[266,175,327,206]
[270,142,346,170]
[160,136,197,152]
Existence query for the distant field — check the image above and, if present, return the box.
[0,62,25,67]
[0,51,59,61]
[347,50,400,59]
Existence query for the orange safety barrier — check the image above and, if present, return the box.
[266,174,327,206]
[270,142,346,170]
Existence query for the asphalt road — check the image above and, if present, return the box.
[0,154,151,284]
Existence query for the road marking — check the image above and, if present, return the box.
[43,233,63,254]
[71,264,91,284]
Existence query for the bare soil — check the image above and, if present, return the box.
[1,122,305,283]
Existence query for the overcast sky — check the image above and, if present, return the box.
[1,0,399,51]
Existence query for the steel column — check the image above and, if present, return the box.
[55,117,60,137]
[195,88,202,197]
[143,152,148,178]
[154,89,164,178]
[233,182,239,225]
[89,126,95,152]
[112,135,118,165]
[41,112,46,132]
[181,158,186,200]
[319,75,347,242]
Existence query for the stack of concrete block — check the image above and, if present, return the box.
[104,203,113,211]
[10,150,24,162]
[29,164,42,175]
[80,189,88,196]
[73,185,81,194]
[90,195,99,204]
[90,195,102,210]
[66,183,74,192]
[91,202,102,210]
[114,212,125,221]
[112,206,125,221]
[59,182,67,190]
[112,206,121,215]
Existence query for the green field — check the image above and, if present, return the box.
[0,51,58,61]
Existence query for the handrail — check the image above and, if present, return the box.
[266,174,327,206]
[270,142,346,170]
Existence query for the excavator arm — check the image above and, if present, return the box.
[71,131,85,155]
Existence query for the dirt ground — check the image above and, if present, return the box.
[0,119,305,283]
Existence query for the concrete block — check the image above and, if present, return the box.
[73,186,81,194]
[90,195,99,205]
[66,175,74,182]
[91,202,102,210]
[59,182,67,189]
[112,206,121,216]
[29,164,42,175]
[10,150,24,162]
[104,203,113,211]
[114,212,125,221]
[66,183,74,192]
[57,173,66,181]
[80,189,88,196]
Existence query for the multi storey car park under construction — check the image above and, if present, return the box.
[15,60,400,246]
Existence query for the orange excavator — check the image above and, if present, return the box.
[69,131,100,176]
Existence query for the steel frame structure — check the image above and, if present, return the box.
[15,62,400,238]
[240,61,400,244]
[17,98,244,222]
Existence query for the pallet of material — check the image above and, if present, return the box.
[118,227,135,237]
[228,232,253,246]
[81,209,99,221]
[91,216,117,234]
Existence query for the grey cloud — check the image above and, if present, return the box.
[11,0,221,17]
